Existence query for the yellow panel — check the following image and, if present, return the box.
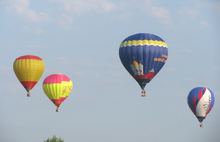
[43,80,72,100]
[13,59,45,82]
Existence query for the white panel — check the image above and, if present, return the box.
[196,89,212,117]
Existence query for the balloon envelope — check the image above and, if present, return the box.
[13,55,45,96]
[119,33,168,94]
[187,87,215,126]
[43,74,73,111]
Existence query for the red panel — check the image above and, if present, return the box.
[43,74,71,84]
[198,89,203,102]
[51,96,68,107]
[192,95,196,110]
[16,55,43,60]
[205,105,212,116]
[21,81,37,88]
[133,72,155,79]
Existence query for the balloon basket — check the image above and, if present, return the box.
[56,108,59,112]
[200,124,203,127]
[141,90,146,97]
[27,93,30,97]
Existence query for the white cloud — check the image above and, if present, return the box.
[151,5,172,25]
[6,0,49,22]
[143,0,172,26]
[186,8,198,19]
[116,11,133,19]
[22,26,44,34]
[50,0,117,28]
[58,14,74,29]
[176,7,199,25]
[211,66,220,72]
[200,20,212,28]
[51,0,116,13]
[204,1,220,16]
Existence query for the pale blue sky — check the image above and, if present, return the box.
[0,0,220,141]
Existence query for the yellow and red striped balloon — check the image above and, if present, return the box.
[13,55,45,97]
[43,74,73,112]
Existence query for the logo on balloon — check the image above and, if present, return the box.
[130,57,144,75]
[62,86,73,95]
[203,94,211,113]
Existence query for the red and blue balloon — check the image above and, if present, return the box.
[187,87,215,127]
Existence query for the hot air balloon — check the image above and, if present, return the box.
[119,33,168,97]
[187,87,215,127]
[43,74,73,112]
[13,55,45,97]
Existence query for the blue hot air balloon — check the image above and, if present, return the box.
[187,87,215,127]
[119,33,168,97]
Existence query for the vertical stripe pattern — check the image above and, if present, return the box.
[13,55,45,92]
[119,33,168,90]
[187,87,215,122]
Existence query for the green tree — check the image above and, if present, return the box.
[44,135,64,142]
